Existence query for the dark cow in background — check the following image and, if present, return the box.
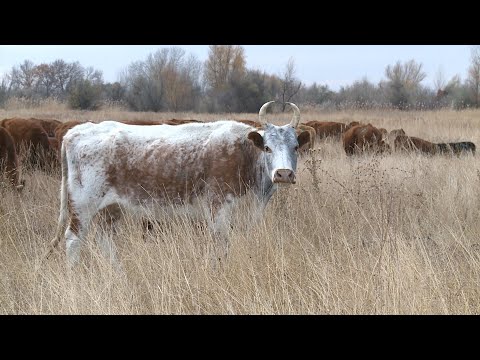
[0,117,57,169]
[394,135,438,155]
[0,127,24,191]
[343,124,390,156]
[436,141,476,155]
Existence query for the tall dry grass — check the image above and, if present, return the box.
[1,107,480,314]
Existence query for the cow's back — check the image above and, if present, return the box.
[29,118,62,137]
[343,124,386,155]
[64,120,258,205]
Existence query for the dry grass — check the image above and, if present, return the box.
[1,106,480,314]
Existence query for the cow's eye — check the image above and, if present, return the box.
[264,146,272,153]
[294,145,299,151]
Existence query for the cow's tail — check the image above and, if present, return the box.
[42,141,69,261]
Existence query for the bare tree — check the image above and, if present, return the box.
[384,59,426,109]
[35,63,57,97]
[10,60,38,97]
[385,59,426,89]
[84,66,103,85]
[280,57,302,111]
[51,60,84,97]
[204,45,246,92]
[433,66,446,92]
[433,73,461,109]
[467,45,480,108]
[0,73,12,105]
[120,47,203,112]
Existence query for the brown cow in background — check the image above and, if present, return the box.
[29,118,62,137]
[343,124,390,156]
[305,120,359,139]
[394,135,438,154]
[234,119,262,128]
[119,119,202,126]
[296,124,316,153]
[54,120,90,153]
[0,117,57,169]
[0,127,24,191]
[385,128,406,151]
[166,119,202,125]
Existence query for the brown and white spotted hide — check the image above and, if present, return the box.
[47,102,309,267]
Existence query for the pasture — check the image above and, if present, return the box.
[1,101,480,314]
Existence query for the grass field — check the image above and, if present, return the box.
[1,101,480,314]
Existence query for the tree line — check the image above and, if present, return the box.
[1,45,480,112]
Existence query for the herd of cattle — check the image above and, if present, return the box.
[0,101,477,267]
[0,110,476,193]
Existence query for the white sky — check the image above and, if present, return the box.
[0,45,474,91]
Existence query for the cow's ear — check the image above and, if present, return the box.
[248,131,264,150]
[297,131,310,150]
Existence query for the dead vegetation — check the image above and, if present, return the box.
[1,106,480,314]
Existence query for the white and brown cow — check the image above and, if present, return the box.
[46,101,310,267]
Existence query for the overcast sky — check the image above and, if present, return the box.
[0,45,474,91]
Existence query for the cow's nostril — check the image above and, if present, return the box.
[274,169,295,183]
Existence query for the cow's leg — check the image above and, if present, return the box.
[65,208,93,268]
[209,194,236,261]
[96,204,122,270]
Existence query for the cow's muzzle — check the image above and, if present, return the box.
[273,169,296,184]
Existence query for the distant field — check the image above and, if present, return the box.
[1,103,480,314]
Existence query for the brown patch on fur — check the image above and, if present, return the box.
[105,136,260,206]
[67,196,80,235]
[343,124,390,156]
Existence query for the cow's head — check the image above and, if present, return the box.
[248,101,310,184]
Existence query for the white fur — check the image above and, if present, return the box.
[57,120,299,267]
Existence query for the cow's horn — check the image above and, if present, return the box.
[286,102,300,128]
[258,101,275,125]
